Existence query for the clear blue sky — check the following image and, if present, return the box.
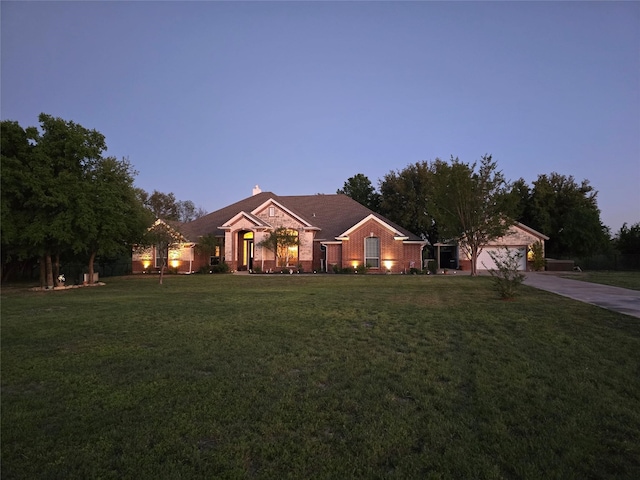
[2,1,638,233]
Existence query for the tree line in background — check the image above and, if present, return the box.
[338,158,639,266]
[1,114,205,286]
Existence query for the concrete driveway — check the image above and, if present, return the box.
[523,273,640,318]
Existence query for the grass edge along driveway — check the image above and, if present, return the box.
[2,274,639,479]
[560,270,640,291]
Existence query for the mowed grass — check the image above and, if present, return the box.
[2,274,639,479]
[560,271,640,291]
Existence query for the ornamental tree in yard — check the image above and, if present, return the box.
[142,220,186,285]
[486,247,527,299]
[430,155,515,276]
[258,227,300,268]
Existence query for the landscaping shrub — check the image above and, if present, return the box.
[210,263,230,274]
[427,259,437,275]
[487,247,526,299]
[530,240,545,271]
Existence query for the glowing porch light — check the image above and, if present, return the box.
[352,261,359,269]
[383,260,393,271]
[171,260,180,268]
[143,261,151,269]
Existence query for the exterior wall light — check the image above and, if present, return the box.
[384,260,393,271]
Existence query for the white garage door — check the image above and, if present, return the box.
[477,247,527,271]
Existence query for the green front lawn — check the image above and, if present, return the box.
[2,275,639,479]
[560,271,640,291]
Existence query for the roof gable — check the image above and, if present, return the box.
[336,214,409,240]
[251,198,314,227]
[220,211,272,230]
[514,222,549,241]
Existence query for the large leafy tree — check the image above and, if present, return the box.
[379,161,439,249]
[16,114,106,287]
[177,200,207,223]
[1,114,151,286]
[138,190,206,223]
[82,156,153,283]
[613,222,640,255]
[142,190,180,221]
[430,155,515,276]
[337,173,381,212]
[507,177,533,224]
[526,173,609,258]
[1,120,36,280]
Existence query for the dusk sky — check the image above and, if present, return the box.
[2,1,638,233]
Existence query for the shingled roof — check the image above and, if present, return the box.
[179,192,422,242]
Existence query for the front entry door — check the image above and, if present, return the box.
[239,231,254,271]
[245,239,254,270]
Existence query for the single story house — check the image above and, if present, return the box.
[435,222,549,272]
[133,189,427,274]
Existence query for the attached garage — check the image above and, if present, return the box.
[477,247,527,271]
[455,223,549,272]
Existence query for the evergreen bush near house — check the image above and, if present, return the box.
[210,263,230,274]
[530,241,545,271]
[427,260,437,274]
[486,247,527,299]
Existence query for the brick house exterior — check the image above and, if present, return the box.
[132,191,427,274]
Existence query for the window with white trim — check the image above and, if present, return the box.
[364,237,380,268]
